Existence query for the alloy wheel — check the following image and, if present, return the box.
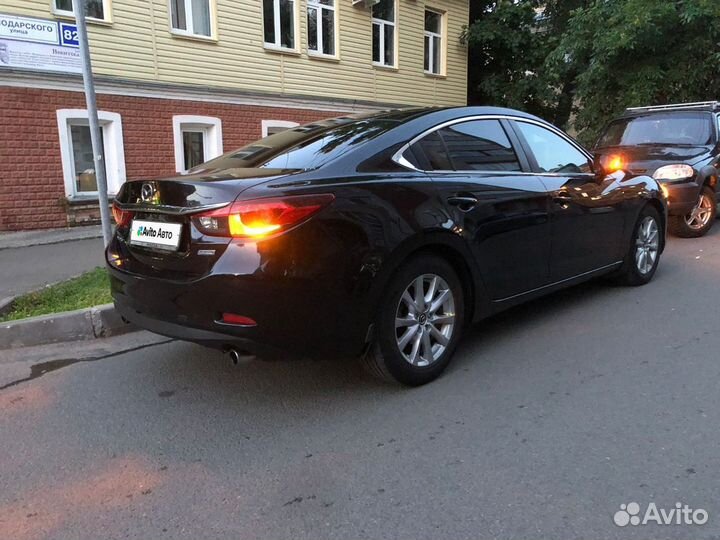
[395,274,456,367]
[685,193,714,230]
[635,216,659,275]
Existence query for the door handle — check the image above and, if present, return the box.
[553,192,573,206]
[447,195,479,211]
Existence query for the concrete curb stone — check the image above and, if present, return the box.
[0,304,136,350]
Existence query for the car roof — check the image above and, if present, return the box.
[360,106,550,125]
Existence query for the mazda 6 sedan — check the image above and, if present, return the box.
[107,107,666,386]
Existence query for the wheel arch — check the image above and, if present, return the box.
[367,232,489,328]
[644,198,667,252]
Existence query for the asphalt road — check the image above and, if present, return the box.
[1,226,720,540]
[0,238,106,298]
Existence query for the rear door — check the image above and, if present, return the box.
[408,118,552,300]
[510,120,626,280]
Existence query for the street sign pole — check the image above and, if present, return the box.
[74,0,113,246]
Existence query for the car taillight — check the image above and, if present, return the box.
[193,194,335,238]
[112,202,134,227]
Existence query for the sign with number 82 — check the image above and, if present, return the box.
[59,22,79,47]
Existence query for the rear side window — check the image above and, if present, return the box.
[409,119,521,172]
[515,121,592,174]
[412,131,453,170]
[438,120,521,171]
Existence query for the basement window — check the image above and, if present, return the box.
[56,109,126,198]
[172,116,224,173]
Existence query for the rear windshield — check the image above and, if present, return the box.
[190,115,400,173]
[597,112,714,147]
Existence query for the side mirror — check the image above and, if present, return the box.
[592,154,606,177]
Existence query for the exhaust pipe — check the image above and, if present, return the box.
[227,348,255,366]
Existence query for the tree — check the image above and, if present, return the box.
[466,0,720,145]
[552,0,720,144]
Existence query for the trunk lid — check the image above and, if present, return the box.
[114,168,300,277]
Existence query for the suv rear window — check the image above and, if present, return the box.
[597,112,714,147]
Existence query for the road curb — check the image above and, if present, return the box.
[0,304,136,350]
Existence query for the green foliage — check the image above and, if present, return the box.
[0,267,112,322]
[466,0,720,145]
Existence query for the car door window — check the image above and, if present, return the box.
[515,121,592,174]
[438,120,521,171]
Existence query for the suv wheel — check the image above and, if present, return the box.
[669,185,717,238]
[615,205,662,286]
[361,254,465,386]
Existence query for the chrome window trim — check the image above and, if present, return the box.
[392,114,594,174]
[114,201,229,215]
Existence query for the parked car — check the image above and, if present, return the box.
[594,101,720,237]
[107,107,666,386]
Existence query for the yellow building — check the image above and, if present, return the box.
[0,0,469,230]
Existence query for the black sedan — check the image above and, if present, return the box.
[107,107,666,386]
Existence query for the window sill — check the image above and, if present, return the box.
[424,72,447,79]
[170,30,218,43]
[263,44,301,56]
[65,195,116,206]
[307,51,340,63]
[52,12,113,26]
[372,63,399,73]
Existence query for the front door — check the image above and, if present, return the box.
[510,120,626,281]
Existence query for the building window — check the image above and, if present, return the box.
[263,0,296,50]
[53,0,109,21]
[172,116,223,173]
[372,0,396,67]
[424,9,443,75]
[261,120,299,137]
[56,110,126,198]
[170,0,213,38]
[307,0,336,57]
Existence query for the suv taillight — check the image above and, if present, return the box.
[193,194,334,239]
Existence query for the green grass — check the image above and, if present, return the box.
[0,267,112,322]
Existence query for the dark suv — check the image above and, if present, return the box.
[594,102,719,237]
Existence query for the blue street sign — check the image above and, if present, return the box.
[59,22,79,47]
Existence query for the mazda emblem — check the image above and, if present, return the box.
[140,182,156,202]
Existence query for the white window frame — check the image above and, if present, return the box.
[168,0,216,40]
[172,115,223,173]
[372,0,397,68]
[261,119,299,137]
[424,8,445,76]
[263,0,300,52]
[52,0,112,23]
[56,109,126,199]
[307,0,338,58]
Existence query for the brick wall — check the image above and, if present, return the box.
[0,87,336,231]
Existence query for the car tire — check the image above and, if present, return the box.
[668,185,717,238]
[614,205,662,286]
[361,254,465,386]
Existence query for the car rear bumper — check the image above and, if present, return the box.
[662,180,702,215]
[113,299,285,358]
[106,233,373,359]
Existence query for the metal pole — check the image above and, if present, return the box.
[75,0,113,246]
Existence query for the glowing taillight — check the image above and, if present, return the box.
[112,202,134,227]
[194,194,334,238]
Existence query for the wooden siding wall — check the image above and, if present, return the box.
[3,0,469,106]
